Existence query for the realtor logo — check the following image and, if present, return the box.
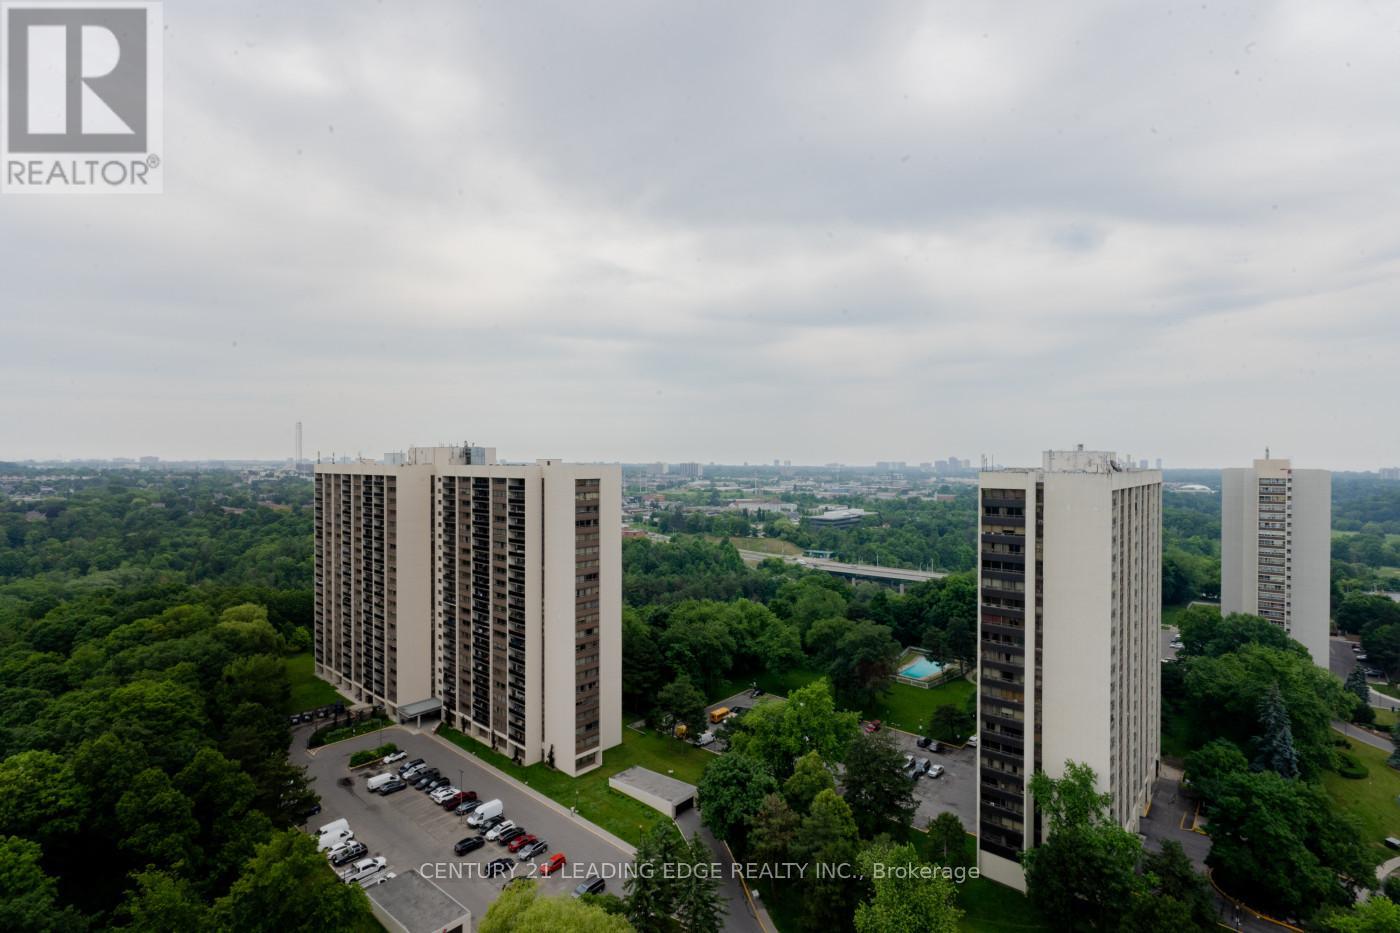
[2,1,162,193]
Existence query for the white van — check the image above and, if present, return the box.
[339,856,387,884]
[366,773,394,793]
[467,799,503,827]
[316,818,353,852]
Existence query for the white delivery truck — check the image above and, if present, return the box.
[366,773,394,793]
[467,799,503,827]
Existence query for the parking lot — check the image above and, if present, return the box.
[294,726,634,922]
[701,688,775,753]
[882,727,977,829]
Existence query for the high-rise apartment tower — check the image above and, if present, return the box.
[976,449,1161,891]
[314,443,621,776]
[1220,458,1330,667]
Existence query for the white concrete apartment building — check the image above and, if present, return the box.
[1220,458,1330,668]
[976,449,1161,891]
[314,444,622,777]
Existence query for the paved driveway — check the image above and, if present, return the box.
[294,727,634,922]
[1331,635,1361,680]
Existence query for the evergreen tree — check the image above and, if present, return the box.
[925,812,970,869]
[842,729,916,837]
[1344,667,1370,707]
[1389,722,1400,770]
[675,834,725,933]
[624,824,685,933]
[748,794,801,869]
[794,790,861,931]
[1253,683,1300,779]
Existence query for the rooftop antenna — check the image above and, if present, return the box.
[1265,446,1270,459]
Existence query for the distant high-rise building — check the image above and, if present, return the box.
[1155,458,1163,471]
[314,442,621,776]
[977,449,1161,891]
[1380,467,1400,481]
[670,462,703,478]
[1138,458,1149,470]
[1221,458,1330,667]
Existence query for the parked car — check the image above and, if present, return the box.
[412,771,440,790]
[916,736,932,749]
[484,858,513,878]
[430,785,460,803]
[749,687,763,698]
[1357,652,1370,661]
[426,776,451,792]
[288,714,300,726]
[519,840,549,861]
[1385,836,1400,850]
[485,820,517,842]
[497,827,527,846]
[902,754,915,770]
[454,835,486,856]
[398,758,425,775]
[455,799,483,816]
[380,778,408,794]
[508,833,538,853]
[441,790,475,808]
[329,841,368,866]
[1366,668,1384,678]
[541,853,567,875]
[862,719,881,733]
[965,734,978,747]
[339,856,387,884]
[574,877,607,898]
[366,773,395,793]
[383,751,407,765]
[927,764,946,779]
[696,732,716,748]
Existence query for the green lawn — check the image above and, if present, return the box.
[710,666,973,736]
[284,652,348,714]
[438,718,715,847]
[1374,707,1398,730]
[1161,603,1193,629]
[1373,682,1400,702]
[712,665,825,702]
[725,535,804,557]
[1322,736,1400,866]
[957,878,1049,932]
[868,677,975,735]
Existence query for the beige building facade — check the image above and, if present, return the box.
[976,449,1161,891]
[1221,458,1330,668]
[314,444,621,777]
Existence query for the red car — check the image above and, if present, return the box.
[541,853,567,875]
[862,719,882,734]
[508,833,537,853]
[441,790,477,809]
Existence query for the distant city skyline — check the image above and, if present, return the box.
[2,2,1397,470]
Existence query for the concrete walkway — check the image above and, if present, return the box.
[676,808,772,933]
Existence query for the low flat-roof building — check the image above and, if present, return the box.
[609,766,697,818]
[807,507,873,529]
[365,870,470,933]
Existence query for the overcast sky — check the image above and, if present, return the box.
[3,1,1398,469]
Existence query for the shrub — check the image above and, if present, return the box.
[1336,752,1369,780]
[348,750,378,767]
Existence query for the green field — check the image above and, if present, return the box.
[1161,603,1192,628]
[439,718,715,847]
[712,665,824,701]
[1374,707,1398,730]
[283,652,348,714]
[725,535,804,557]
[711,666,973,736]
[1322,736,1400,866]
[870,677,975,735]
[1374,683,1400,702]
[957,877,1049,932]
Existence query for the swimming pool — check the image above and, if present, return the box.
[899,657,943,680]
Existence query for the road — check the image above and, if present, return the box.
[735,549,945,585]
[1138,773,1279,932]
[676,808,771,933]
[1333,720,1394,753]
